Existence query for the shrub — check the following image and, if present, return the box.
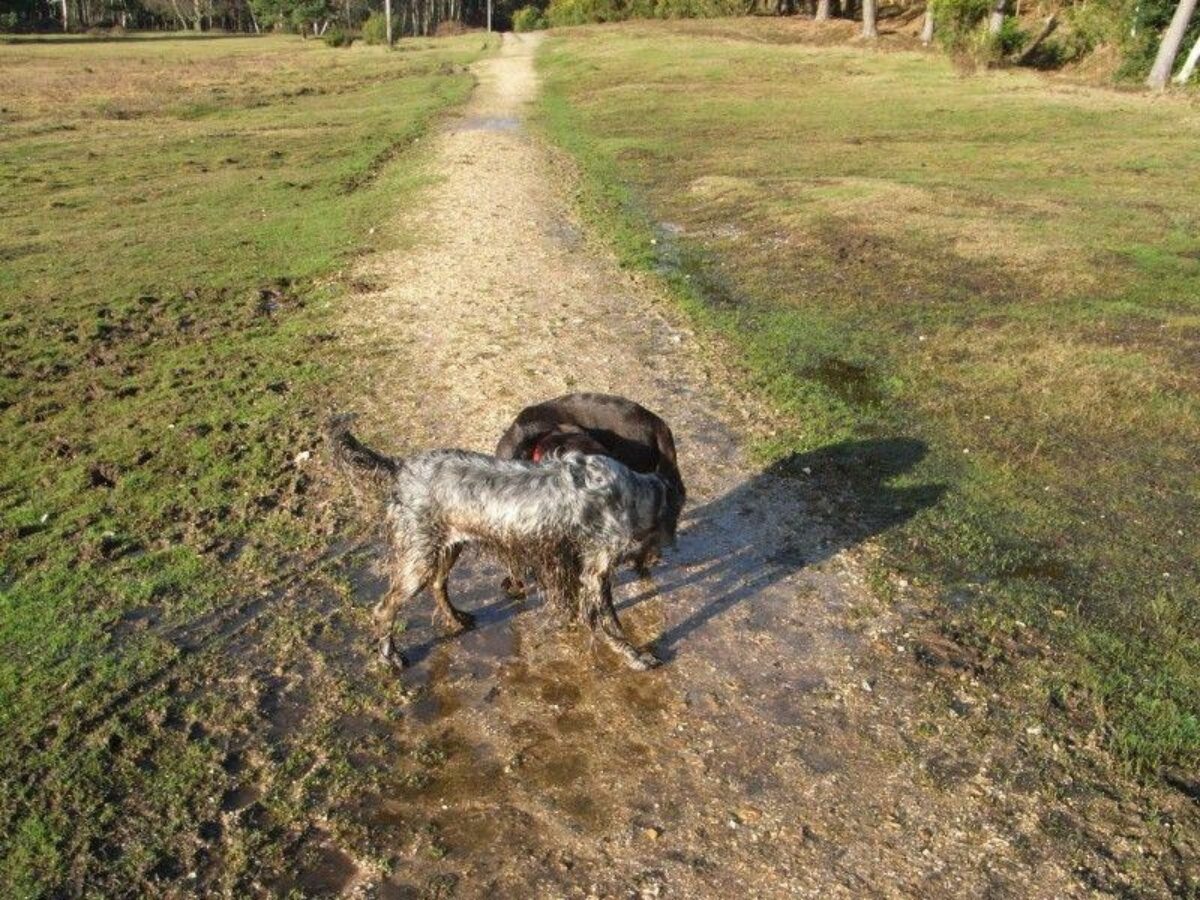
[323,26,354,47]
[1063,0,1123,59]
[0,11,21,31]
[545,0,742,25]
[994,16,1027,55]
[512,4,548,30]
[930,0,989,51]
[361,11,397,44]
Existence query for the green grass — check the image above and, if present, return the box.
[537,20,1200,776]
[0,32,494,895]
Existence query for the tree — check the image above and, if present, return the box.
[1172,25,1200,81]
[987,0,1005,34]
[862,0,877,36]
[920,4,934,42]
[815,0,830,21]
[1146,0,1199,88]
[1014,14,1058,64]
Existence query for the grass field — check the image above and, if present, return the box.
[0,32,493,894]
[538,20,1200,777]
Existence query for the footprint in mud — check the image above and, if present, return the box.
[219,783,261,813]
[255,671,310,744]
[271,832,359,898]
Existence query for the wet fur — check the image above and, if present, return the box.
[328,417,681,672]
[495,393,686,579]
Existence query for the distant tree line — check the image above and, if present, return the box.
[0,0,509,33]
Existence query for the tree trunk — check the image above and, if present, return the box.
[385,0,393,45]
[1014,14,1058,63]
[815,0,830,20]
[988,0,1006,34]
[60,0,69,30]
[1147,0,1199,88]
[1171,24,1200,82]
[920,5,934,42]
[862,0,877,36]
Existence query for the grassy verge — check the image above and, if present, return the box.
[0,32,494,894]
[537,20,1199,776]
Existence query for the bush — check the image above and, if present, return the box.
[545,0,741,25]
[994,16,1027,55]
[323,26,354,47]
[929,0,989,51]
[1063,0,1123,59]
[512,4,548,30]
[0,11,21,31]
[361,11,397,44]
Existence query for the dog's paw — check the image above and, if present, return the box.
[627,649,662,672]
[501,577,528,600]
[379,636,408,671]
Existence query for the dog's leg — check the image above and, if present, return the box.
[581,563,660,671]
[373,555,432,671]
[431,543,474,634]
[632,542,661,578]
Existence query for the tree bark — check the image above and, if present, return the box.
[385,0,393,45]
[60,0,69,30]
[815,0,830,20]
[1014,14,1058,63]
[1172,26,1200,82]
[1146,0,1198,88]
[988,0,1006,35]
[862,0,877,36]
[920,5,934,42]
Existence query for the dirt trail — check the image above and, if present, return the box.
[335,34,1091,898]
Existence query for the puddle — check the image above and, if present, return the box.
[454,115,520,132]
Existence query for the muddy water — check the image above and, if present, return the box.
[338,457,947,897]
[319,31,1102,900]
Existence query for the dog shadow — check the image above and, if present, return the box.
[617,437,945,658]
[379,436,943,668]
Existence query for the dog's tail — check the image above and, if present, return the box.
[326,414,401,483]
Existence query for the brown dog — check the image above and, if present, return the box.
[496,393,685,579]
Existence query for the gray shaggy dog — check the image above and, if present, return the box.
[328,417,682,672]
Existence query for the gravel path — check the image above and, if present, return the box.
[337,33,1093,899]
